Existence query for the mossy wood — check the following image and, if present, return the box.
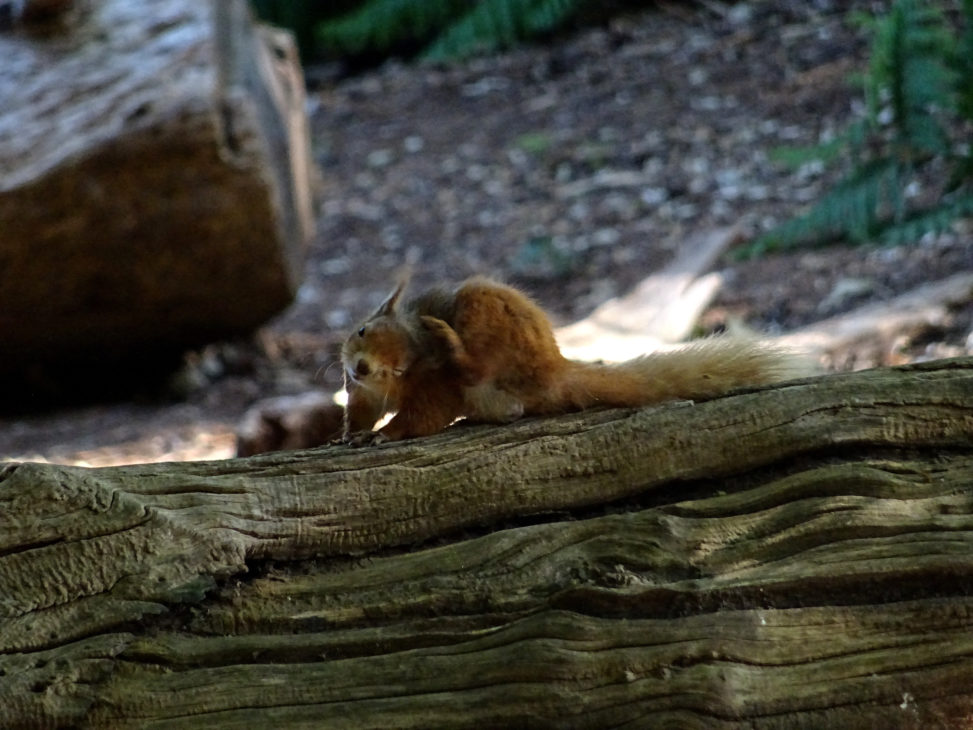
[3,359,973,728]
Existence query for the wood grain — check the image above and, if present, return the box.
[2,359,973,728]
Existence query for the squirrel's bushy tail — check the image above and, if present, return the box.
[554,337,812,411]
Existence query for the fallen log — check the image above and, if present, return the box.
[781,271,973,364]
[0,0,314,401]
[3,358,973,728]
[556,226,740,361]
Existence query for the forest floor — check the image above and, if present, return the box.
[2,0,971,465]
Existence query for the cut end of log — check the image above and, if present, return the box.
[0,0,316,404]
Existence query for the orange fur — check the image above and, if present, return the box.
[340,277,810,443]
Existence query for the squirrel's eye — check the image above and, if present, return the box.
[358,326,366,337]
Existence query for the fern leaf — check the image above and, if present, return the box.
[422,0,582,61]
[879,192,973,245]
[524,0,581,33]
[754,0,970,258]
[955,0,973,121]
[739,159,903,258]
[769,122,868,171]
[422,0,519,60]
[317,0,467,56]
[867,0,954,156]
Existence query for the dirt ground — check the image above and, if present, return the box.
[2,0,971,466]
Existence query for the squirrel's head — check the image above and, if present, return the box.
[341,281,414,393]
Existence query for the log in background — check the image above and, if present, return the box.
[2,359,973,729]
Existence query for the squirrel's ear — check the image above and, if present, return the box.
[375,280,405,316]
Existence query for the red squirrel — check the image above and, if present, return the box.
[341,276,808,444]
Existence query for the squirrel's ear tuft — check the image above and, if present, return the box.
[375,280,406,316]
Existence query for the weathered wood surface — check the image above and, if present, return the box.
[0,0,314,399]
[3,359,973,728]
[782,271,973,364]
[556,226,740,362]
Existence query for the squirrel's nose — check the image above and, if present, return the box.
[355,359,371,378]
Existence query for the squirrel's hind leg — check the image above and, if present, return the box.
[463,383,524,423]
[420,315,485,385]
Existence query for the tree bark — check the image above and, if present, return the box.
[3,359,973,728]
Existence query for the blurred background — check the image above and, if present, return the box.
[1,0,971,465]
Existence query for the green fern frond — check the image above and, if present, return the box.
[316,0,468,56]
[739,159,904,258]
[878,192,973,245]
[866,0,954,156]
[955,0,973,121]
[316,0,586,62]
[422,0,582,61]
[769,118,874,172]
[523,0,581,34]
[948,152,973,194]
[768,136,846,171]
[422,0,524,60]
[751,0,973,257]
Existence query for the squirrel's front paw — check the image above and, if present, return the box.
[342,430,389,447]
